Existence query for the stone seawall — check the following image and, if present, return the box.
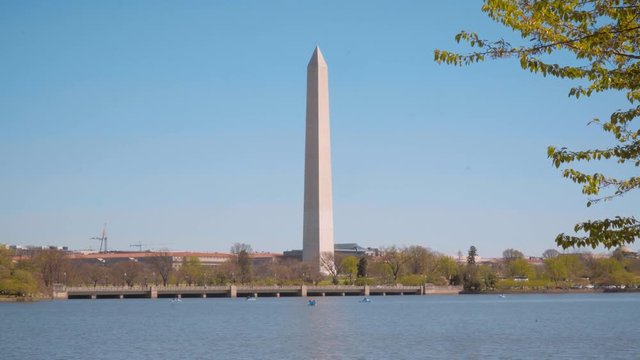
[53,284,465,300]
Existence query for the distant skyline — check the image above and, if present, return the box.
[1,1,637,257]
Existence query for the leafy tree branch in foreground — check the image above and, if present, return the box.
[435,0,640,249]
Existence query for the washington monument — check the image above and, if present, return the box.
[302,46,335,273]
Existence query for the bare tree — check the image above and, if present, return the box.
[229,243,254,284]
[82,263,107,287]
[282,260,320,284]
[404,245,437,275]
[148,252,173,286]
[255,259,301,284]
[34,249,67,287]
[211,261,235,285]
[542,249,560,259]
[111,261,142,287]
[320,252,342,284]
[502,248,524,262]
[381,246,406,282]
[61,262,83,286]
[230,243,253,255]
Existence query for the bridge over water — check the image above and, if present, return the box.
[53,284,461,299]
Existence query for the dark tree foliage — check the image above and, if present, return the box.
[357,257,368,278]
[230,243,254,284]
[237,250,252,284]
[463,267,482,292]
[467,246,478,265]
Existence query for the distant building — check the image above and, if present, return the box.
[249,252,283,266]
[8,244,69,256]
[282,249,303,261]
[527,257,544,266]
[66,251,281,268]
[284,243,378,261]
[455,255,498,264]
[334,243,378,257]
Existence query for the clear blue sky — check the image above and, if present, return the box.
[1,1,637,257]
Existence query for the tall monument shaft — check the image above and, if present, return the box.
[303,47,334,272]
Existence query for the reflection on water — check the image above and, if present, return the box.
[1,293,639,359]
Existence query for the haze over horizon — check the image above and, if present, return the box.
[1,1,637,258]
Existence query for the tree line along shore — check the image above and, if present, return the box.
[2,243,640,300]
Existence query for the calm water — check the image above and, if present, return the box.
[1,293,639,359]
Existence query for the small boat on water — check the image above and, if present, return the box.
[359,297,372,303]
[308,299,317,306]
[246,296,257,301]
[499,294,506,299]
[171,297,182,303]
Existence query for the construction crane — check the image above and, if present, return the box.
[91,224,108,253]
[129,242,149,252]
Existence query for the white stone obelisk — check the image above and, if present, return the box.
[303,46,335,273]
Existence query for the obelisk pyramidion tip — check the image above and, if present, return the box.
[308,46,327,67]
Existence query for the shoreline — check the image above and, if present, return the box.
[0,296,42,302]
[462,288,640,295]
[3,288,639,302]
